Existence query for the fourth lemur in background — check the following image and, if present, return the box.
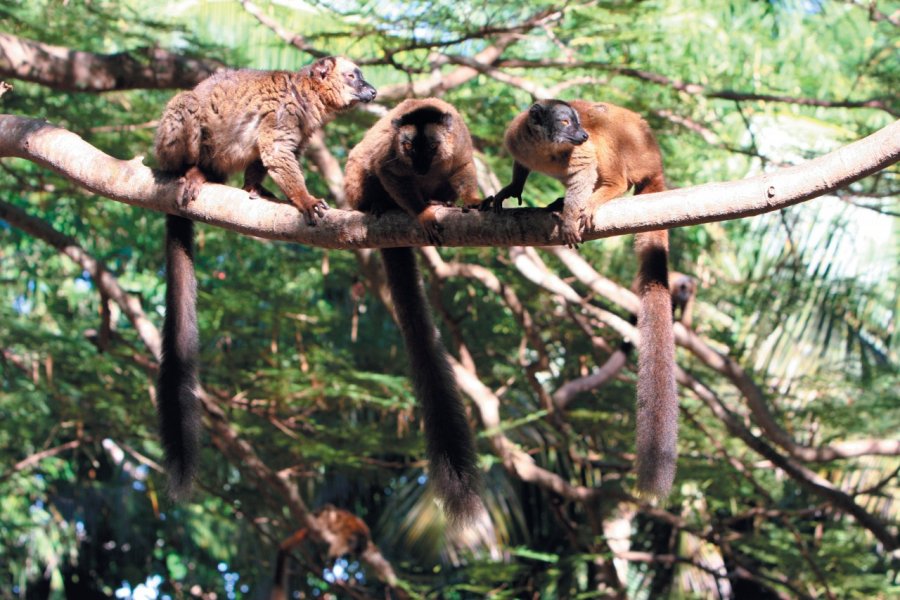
[487,99,679,499]
[669,272,696,328]
[153,56,376,498]
[270,506,372,600]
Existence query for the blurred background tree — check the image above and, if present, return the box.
[0,0,897,598]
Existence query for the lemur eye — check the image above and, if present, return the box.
[430,142,438,150]
[402,141,412,151]
[347,73,356,81]
[561,119,570,126]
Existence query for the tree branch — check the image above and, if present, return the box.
[493,59,898,117]
[0,440,81,482]
[552,350,627,410]
[419,247,549,369]
[450,352,601,504]
[0,33,224,92]
[376,37,518,101]
[843,1,900,26]
[1,115,896,250]
[239,0,328,59]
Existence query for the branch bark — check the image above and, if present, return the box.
[0,33,224,92]
[1,115,897,249]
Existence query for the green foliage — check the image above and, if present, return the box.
[1,0,897,598]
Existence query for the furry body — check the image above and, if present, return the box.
[491,99,678,498]
[345,98,482,522]
[153,57,375,498]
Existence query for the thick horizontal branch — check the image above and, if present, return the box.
[0,115,897,249]
[0,33,224,92]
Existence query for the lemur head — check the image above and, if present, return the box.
[528,99,589,145]
[391,105,456,175]
[671,274,697,305]
[307,56,377,109]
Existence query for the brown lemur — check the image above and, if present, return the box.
[669,271,696,328]
[153,56,376,498]
[270,506,372,600]
[485,99,678,499]
[344,98,483,522]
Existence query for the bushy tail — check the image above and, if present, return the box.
[157,215,201,499]
[634,175,678,499]
[381,247,481,523]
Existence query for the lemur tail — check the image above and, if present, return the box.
[381,247,482,523]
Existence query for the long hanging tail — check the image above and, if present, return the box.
[633,176,678,499]
[381,247,481,523]
[157,214,201,499]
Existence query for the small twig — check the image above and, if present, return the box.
[1,440,81,481]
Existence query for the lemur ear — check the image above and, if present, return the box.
[312,56,336,79]
[528,103,545,124]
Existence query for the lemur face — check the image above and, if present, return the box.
[529,100,590,145]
